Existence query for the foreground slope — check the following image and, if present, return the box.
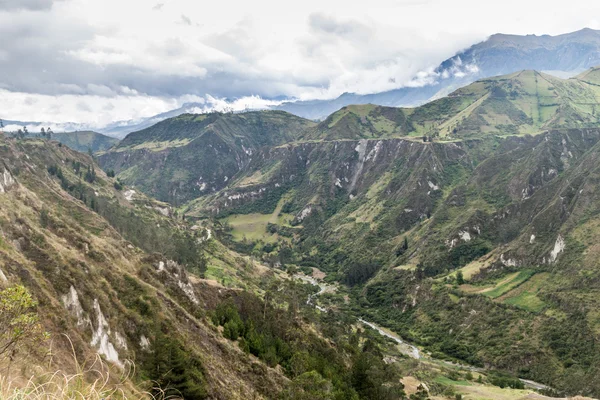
[0,138,297,398]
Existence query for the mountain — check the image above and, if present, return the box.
[274,28,600,120]
[98,110,316,205]
[300,68,600,141]
[2,129,118,152]
[1,136,538,400]
[97,68,600,396]
[50,131,119,152]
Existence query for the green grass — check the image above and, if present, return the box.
[481,270,535,299]
[500,273,548,312]
[222,196,294,242]
[503,290,545,312]
[223,213,276,242]
[434,376,472,386]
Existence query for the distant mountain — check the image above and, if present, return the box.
[275,28,600,120]
[1,128,118,152]
[301,67,600,141]
[0,103,212,140]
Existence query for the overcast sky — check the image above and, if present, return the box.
[1,0,599,126]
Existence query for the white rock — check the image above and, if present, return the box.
[427,181,439,191]
[90,299,122,368]
[178,280,199,304]
[123,190,136,201]
[114,332,128,350]
[0,268,7,282]
[458,230,471,242]
[549,235,565,263]
[530,234,536,244]
[297,205,313,222]
[61,286,90,328]
[139,335,150,350]
[0,169,16,194]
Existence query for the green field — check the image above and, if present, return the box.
[481,270,535,299]
[222,196,295,243]
[500,273,548,312]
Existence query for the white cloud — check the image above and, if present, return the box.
[0,0,599,125]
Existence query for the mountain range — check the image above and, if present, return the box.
[274,28,600,119]
[4,28,600,139]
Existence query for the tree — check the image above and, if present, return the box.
[281,371,334,400]
[142,327,207,399]
[0,285,48,362]
[456,271,465,285]
[40,127,46,138]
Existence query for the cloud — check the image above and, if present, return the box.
[308,13,373,39]
[0,0,59,11]
[180,14,191,25]
[0,0,599,126]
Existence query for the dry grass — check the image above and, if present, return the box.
[0,336,165,400]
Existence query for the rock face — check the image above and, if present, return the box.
[0,167,16,193]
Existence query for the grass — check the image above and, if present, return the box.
[460,270,536,300]
[434,376,472,386]
[456,384,534,400]
[481,270,535,299]
[221,196,294,243]
[500,273,548,312]
[0,338,153,400]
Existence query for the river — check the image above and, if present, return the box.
[295,273,551,391]
[295,274,421,359]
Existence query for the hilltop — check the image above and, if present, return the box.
[304,68,600,140]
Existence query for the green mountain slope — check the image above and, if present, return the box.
[304,69,600,141]
[98,111,316,205]
[0,138,302,398]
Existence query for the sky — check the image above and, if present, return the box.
[1,0,599,127]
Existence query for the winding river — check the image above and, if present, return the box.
[295,274,421,359]
[295,273,551,391]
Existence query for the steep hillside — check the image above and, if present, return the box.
[98,111,316,205]
[3,137,449,400]
[275,28,600,120]
[0,137,298,398]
